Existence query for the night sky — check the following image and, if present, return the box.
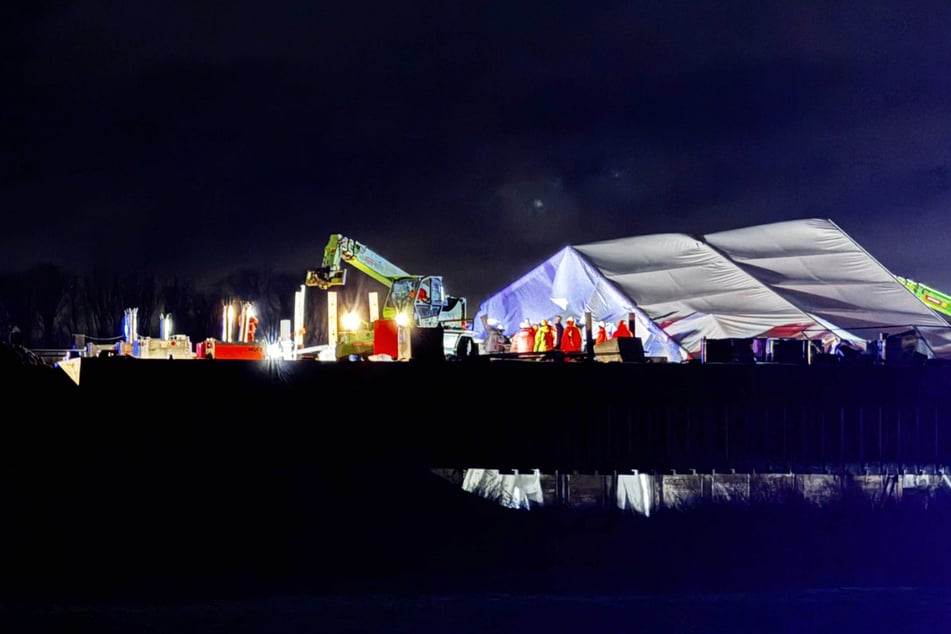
[6,2,951,307]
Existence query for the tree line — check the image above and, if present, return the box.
[0,263,314,350]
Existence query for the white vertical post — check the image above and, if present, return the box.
[294,284,305,349]
[239,302,249,343]
[223,302,234,342]
[584,310,593,354]
[397,323,412,361]
[160,313,172,340]
[368,291,380,323]
[328,291,339,347]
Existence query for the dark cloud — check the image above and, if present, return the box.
[5,1,951,306]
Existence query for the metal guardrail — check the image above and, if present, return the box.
[29,349,81,365]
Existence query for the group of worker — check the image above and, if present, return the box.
[509,315,634,357]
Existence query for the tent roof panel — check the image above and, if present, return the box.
[474,218,951,359]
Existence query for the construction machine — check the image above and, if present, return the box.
[115,308,196,360]
[305,234,471,360]
[896,276,951,320]
[195,300,267,360]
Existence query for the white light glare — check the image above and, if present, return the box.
[341,311,362,332]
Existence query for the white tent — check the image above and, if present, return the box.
[473,218,951,360]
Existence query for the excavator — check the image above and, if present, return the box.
[305,234,472,360]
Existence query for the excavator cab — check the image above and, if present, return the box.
[414,276,445,327]
[385,276,445,327]
[387,277,416,315]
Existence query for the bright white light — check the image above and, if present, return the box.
[341,311,362,332]
[395,312,411,327]
[265,342,282,358]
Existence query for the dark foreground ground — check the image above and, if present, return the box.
[6,587,951,633]
[5,345,951,631]
[6,473,951,633]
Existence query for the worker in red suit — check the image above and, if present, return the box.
[612,318,633,339]
[560,316,583,355]
[595,321,609,345]
[510,320,535,354]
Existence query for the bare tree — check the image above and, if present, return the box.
[23,263,69,347]
[83,271,130,344]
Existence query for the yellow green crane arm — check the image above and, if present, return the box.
[305,234,413,290]
[896,275,951,318]
[304,233,463,329]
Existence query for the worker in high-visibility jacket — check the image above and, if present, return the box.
[533,319,554,353]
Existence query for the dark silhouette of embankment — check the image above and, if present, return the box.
[4,345,951,603]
